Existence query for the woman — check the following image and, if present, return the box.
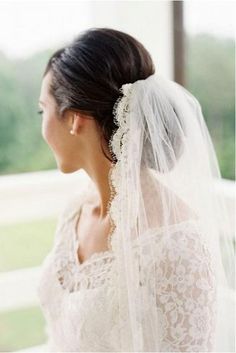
[37,27,234,352]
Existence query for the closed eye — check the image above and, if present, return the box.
[37,110,43,115]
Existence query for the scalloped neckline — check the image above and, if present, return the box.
[72,202,115,270]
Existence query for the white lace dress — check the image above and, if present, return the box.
[37,190,217,352]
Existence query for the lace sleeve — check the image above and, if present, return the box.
[151,227,218,352]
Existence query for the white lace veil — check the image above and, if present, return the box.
[105,73,235,351]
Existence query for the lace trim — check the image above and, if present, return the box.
[53,218,204,294]
[57,253,116,293]
[106,82,134,251]
[52,211,116,292]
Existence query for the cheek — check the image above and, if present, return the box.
[41,114,71,156]
[42,114,52,142]
[42,114,61,149]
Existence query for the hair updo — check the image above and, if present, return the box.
[43,27,155,163]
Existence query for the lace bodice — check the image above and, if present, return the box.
[37,189,217,352]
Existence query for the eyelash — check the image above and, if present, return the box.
[37,110,43,115]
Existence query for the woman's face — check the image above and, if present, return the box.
[38,70,85,173]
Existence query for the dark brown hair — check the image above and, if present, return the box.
[43,27,155,162]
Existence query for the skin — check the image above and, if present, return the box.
[38,71,114,262]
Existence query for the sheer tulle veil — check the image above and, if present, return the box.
[101,73,235,351]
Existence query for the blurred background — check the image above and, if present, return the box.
[0,0,235,351]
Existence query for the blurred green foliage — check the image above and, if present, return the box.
[185,33,235,180]
[0,48,57,175]
[0,33,234,179]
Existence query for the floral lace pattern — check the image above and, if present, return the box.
[37,207,217,352]
[141,225,217,351]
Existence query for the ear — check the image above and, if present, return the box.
[71,113,81,135]
[69,112,90,135]
[66,110,92,135]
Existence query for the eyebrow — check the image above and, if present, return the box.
[38,100,46,106]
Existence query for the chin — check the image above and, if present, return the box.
[58,161,80,174]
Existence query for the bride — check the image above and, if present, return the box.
[37,27,234,352]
